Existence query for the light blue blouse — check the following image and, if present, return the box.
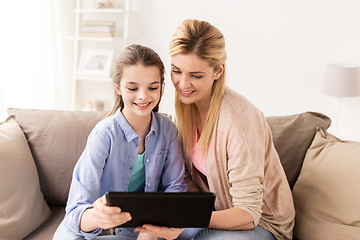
[64,109,187,239]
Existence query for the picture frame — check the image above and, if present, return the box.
[96,0,115,8]
[78,48,114,77]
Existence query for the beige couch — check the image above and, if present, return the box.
[1,109,359,240]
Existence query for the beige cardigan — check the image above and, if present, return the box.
[184,88,295,240]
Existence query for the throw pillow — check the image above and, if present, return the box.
[293,128,360,239]
[0,117,51,239]
[266,112,331,189]
[7,108,107,205]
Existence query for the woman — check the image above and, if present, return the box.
[138,19,295,240]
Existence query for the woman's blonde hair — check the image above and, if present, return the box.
[108,44,165,116]
[169,19,227,156]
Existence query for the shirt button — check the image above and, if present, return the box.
[147,183,150,187]
[145,159,150,163]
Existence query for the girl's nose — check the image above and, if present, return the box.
[137,89,147,100]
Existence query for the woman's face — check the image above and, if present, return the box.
[116,64,161,119]
[171,53,222,109]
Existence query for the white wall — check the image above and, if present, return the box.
[0,0,55,120]
[2,0,359,141]
[131,0,360,141]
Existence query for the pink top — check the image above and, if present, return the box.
[192,131,207,176]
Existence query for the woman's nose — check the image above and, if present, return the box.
[179,75,191,89]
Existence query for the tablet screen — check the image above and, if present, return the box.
[105,192,215,228]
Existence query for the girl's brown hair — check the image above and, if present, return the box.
[169,19,227,157]
[108,44,165,116]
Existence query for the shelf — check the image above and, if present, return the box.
[65,36,120,42]
[71,0,131,111]
[72,75,113,82]
[74,8,125,13]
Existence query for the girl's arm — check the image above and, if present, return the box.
[64,127,119,238]
[209,207,255,230]
[160,121,187,192]
[80,195,131,232]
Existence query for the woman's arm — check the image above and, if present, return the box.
[209,207,255,230]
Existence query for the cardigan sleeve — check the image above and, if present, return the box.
[223,103,268,225]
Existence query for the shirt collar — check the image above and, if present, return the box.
[114,109,159,142]
[149,111,159,137]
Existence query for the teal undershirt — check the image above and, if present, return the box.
[127,152,145,192]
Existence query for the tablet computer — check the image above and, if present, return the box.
[105,192,215,228]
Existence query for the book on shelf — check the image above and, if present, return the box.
[80,32,115,38]
[81,20,116,36]
[82,25,115,33]
[82,20,115,26]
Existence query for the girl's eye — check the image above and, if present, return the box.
[172,69,181,74]
[128,88,137,91]
[149,87,158,91]
[192,75,202,79]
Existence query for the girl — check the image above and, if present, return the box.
[138,19,295,240]
[53,44,187,240]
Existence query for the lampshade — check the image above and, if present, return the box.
[321,64,360,97]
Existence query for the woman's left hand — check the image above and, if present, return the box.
[137,232,158,240]
[135,224,185,240]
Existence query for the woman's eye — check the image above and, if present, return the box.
[149,87,158,91]
[128,88,137,91]
[192,75,202,79]
[172,69,181,74]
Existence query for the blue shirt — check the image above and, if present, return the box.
[64,109,187,239]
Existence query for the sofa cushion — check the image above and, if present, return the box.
[266,112,331,189]
[24,205,65,240]
[7,108,107,205]
[0,117,51,239]
[293,128,360,239]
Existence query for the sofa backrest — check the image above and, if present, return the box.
[7,108,107,205]
[8,109,331,205]
[266,112,331,189]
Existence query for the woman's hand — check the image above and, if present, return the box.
[137,232,158,240]
[80,195,132,232]
[135,224,185,240]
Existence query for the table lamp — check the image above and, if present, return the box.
[321,64,360,134]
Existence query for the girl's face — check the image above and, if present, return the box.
[170,53,223,109]
[116,64,161,119]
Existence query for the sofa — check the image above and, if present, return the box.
[1,109,359,240]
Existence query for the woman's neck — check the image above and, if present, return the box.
[196,106,209,137]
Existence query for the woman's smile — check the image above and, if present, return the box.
[179,89,195,96]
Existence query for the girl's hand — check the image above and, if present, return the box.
[92,195,132,230]
[135,224,185,240]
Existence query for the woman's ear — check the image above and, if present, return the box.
[115,82,121,96]
[214,63,225,80]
